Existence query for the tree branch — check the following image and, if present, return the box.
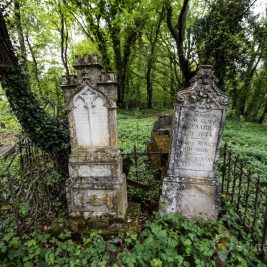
[166,0,195,85]
[0,0,13,12]
[166,3,177,40]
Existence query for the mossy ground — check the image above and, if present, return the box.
[47,202,141,239]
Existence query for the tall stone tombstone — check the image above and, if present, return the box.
[160,66,229,219]
[61,54,127,219]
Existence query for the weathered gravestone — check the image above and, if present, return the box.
[62,54,127,219]
[147,115,173,177]
[160,66,229,219]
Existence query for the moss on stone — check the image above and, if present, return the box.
[47,202,141,238]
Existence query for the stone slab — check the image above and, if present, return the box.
[73,85,109,147]
[47,202,141,238]
[62,54,127,219]
[160,180,220,218]
[160,66,229,219]
[171,107,223,178]
[0,144,15,156]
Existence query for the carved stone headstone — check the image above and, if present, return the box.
[159,66,229,219]
[62,54,127,219]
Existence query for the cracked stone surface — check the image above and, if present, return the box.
[62,54,127,219]
[160,66,229,219]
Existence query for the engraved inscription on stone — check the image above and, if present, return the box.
[174,107,222,173]
[62,55,128,219]
[73,189,114,212]
[73,85,109,147]
[180,187,216,218]
[78,165,111,177]
[160,65,229,219]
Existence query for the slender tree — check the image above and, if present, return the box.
[165,0,196,86]
[68,0,146,106]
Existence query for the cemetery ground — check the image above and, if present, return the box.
[0,108,266,266]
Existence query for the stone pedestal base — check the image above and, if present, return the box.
[66,150,127,219]
[160,177,220,219]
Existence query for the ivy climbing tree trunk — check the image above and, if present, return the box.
[0,10,69,170]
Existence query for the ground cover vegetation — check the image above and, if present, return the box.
[0,108,266,266]
[0,0,266,265]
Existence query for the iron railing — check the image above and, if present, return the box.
[0,138,266,255]
[220,143,267,255]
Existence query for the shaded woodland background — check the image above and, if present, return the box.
[1,0,266,125]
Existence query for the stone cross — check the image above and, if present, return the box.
[62,54,127,219]
[160,66,229,219]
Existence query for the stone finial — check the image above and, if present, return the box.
[74,54,104,86]
[61,75,77,87]
[189,65,219,84]
[61,54,118,103]
[61,54,118,88]
[99,71,117,83]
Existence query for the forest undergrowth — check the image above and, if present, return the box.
[0,108,266,266]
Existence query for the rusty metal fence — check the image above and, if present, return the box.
[1,137,266,254]
[220,143,267,255]
[124,142,267,255]
[0,136,64,232]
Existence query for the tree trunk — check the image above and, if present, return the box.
[116,66,127,107]
[166,0,196,86]
[59,7,70,78]
[112,28,137,107]
[146,65,153,108]
[258,105,267,124]
[14,0,28,73]
[0,11,69,164]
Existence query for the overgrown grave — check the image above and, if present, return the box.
[147,115,173,180]
[61,54,142,235]
[160,65,229,219]
[144,68,266,256]
[0,103,266,264]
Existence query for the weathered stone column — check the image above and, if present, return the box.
[160,66,229,219]
[62,54,127,219]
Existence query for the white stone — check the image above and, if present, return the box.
[78,165,111,177]
[172,107,222,178]
[73,85,109,147]
[160,66,229,219]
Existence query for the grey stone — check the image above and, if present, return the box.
[159,65,229,219]
[62,54,127,219]
[0,144,15,156]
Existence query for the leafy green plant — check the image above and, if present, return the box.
[1,109,266,266]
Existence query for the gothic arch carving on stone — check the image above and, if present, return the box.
[72,84,109,147]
